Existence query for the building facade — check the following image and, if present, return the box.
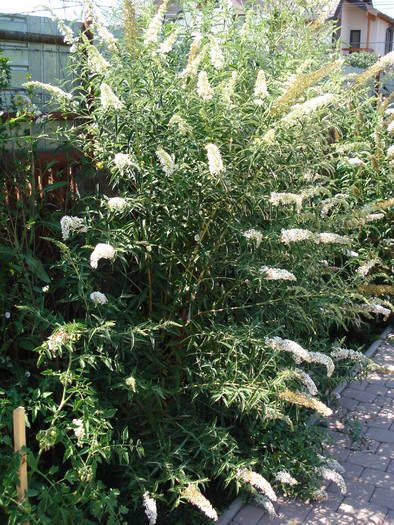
[331,0,394,56]
[0,12,80,110]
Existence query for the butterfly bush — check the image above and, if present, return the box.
[9,0,392,523]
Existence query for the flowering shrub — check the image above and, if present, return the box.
[1,1,393,523]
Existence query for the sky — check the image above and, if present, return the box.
[0,0,393,21]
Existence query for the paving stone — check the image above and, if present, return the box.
[255,512,307,525]
[233,505,264,525]
[343,388,376,403]
[359,467,394,489]
[347,450,390,470]
[352,402,381,421]
[377,443,394,461]
[385,377,394,388]
[327,479,374,502]
[386,388,394,398]
[341,461,363,480]
[306,508,354,524]
[370,487,394,510]
[386,510,394,523]
[339,498,388,524]
[373,396,393,409]
[366,427,394,444]
[348,379,368,391]
[256,501,312,525]
[341,396,359,411]
[364,384,388,397]
[323,446,350,463]
[311,492,345,512]
[367,411,393,430]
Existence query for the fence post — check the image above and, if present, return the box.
[13,406,28,501]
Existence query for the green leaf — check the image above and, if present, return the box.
[24,254,50,283]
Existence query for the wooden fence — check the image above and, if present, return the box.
[3,149,80,208]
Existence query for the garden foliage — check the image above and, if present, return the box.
[1,1,393,523]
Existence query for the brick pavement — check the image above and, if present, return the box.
[226,332,394,525]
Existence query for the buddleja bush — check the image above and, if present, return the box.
[2,0,393,523]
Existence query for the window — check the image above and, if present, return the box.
[350,30,361,50]
[385,27,393,54]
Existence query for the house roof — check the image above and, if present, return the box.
[330,0,394,25]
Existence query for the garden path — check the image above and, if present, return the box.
[223,331,394,525]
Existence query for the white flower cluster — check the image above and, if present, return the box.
[255,495,278,518]
[72,418,85,441]
[274,470,298,486]
[238,468,277,501]
[60,216,87,241]
[22,81,72,101]
[280,228,313,245]
[90,243,115,269]
[48,328,69,355]
[156,147,175,175]
[387,120,394,134]
[266,338,334,376]
[57,19,75,45]
[286,390,333,417]
[365,213,384,222]
[95,24,117,51]
[240,10,253,39]
[312,487,328,502]
[260,266,297,282]
[100,83,123,110]
[87,47,109,75]
[144,0,168,46]
[319,467,347,495]
[270,192,303,213]
[243,228,263,248]
[90,291,108,305]
[316,233,349,245]
[309,351,335,377]
[168,114,192,135]
[223,71,237,107]
[183,485,218,521]
[331,346,365,361]
[143,492,157,525]
[362,302,391,321]
[197,71,214,101]
[282,94,335,124]
[180,34,202,80]
[125,375,136,392]
[107,197,127,212]
[318,456,345,474]
[265,336,311,364]
[387,144,394,158]
[295,368,318,396]
[254,70,268,105]
[356,258,378,277]
[159,29,180,56]
[114,153,133,171]
[206,143,225,176]
[261,129,276,145]
[346,157,364,167]
[320,194,347,217]
[210,37,224,70]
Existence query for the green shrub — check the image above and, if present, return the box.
[345,51,378,69]
[1,1,392,523]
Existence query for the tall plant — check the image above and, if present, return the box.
[1,1,392,523]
